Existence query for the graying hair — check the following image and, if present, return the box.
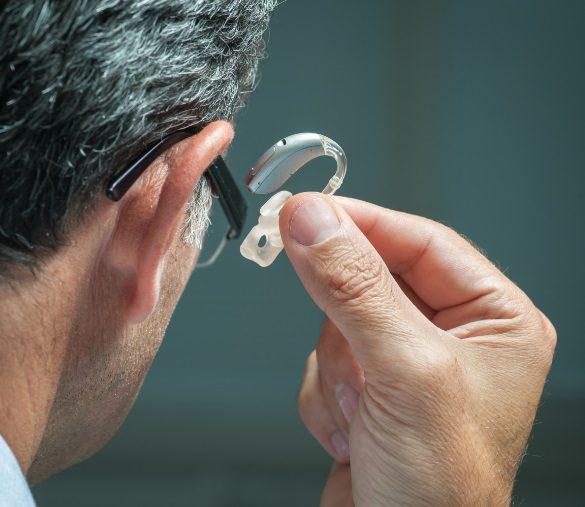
[183,178,213,250]
[0,0,276,273]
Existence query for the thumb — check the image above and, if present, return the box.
[280,193,436,374]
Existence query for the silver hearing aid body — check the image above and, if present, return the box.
[240,133,347,267]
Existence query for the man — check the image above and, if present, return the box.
[0,1,555,506]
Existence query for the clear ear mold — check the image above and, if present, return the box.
[240,133,347,267]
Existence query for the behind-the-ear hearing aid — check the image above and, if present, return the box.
[240,133,347,267]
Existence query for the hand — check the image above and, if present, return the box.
[279,193,556,506]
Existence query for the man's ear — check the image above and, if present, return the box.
[105,120,234,323]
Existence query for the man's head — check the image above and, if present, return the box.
[0,0,275,482]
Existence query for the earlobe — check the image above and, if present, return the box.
[126,252,165,324]
[111,121,234,324]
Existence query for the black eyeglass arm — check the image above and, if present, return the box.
[106,131,192,201]
[207,156,247,240]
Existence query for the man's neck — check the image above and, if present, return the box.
[0,265,74,473]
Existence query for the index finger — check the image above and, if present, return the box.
[332,196,516,313]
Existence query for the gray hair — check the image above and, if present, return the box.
[0,0,276,273]
[183,177,213,250]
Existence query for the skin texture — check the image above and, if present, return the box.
[0,121,233,483]
[280,193,556,506]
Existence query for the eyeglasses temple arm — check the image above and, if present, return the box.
[206,156,247,240]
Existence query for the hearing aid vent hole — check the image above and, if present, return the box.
[258,235,267,248]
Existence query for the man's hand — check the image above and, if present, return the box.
[279,193,556,506]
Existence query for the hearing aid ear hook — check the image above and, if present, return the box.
[240,133,347,267]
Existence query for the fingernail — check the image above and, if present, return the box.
[335,384,359,423]
[330,431,349,459]
[289,197,340,246]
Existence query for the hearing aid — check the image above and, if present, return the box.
[240,133,347,267]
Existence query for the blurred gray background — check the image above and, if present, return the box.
[34,0,584,505]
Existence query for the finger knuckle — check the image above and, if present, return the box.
[305,349,318,372]
[514,307,557,373]
[423,217,457,242]
[326,246,387,306]
[426,217,490,258]
[297,383,311,423]
[537,310,557,361]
